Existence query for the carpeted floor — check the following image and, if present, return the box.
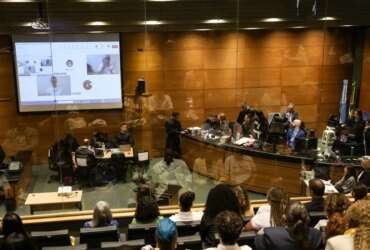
[0,158,265,216]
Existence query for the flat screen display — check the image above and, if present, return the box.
[13,34,122,112]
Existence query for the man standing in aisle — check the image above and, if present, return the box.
[165,112,183,158]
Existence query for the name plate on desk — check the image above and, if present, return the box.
[57,186,72,196]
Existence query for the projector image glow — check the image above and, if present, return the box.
[31,18,50,30]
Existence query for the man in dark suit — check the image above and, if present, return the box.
[116,123,134,146]
[358,157,370,188]
[305,178,325,213]
[282,102,299,129]
[165,112,183,158]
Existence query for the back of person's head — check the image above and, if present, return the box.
[352,184,368,201]
[285,202,311,250]
[326,212,347,239]
[179,191,195,212]
[135,196,160,223]
[215,211,243,246]
[156,218,177,250]
[204,184,241,219]
[267,187,288,227]
[2,232,35,250]
[231,185,250,214]
[345,200,370,250]
[136,184,156,202]
[325,193,350,216]
[92,201,112,227]
[2,213,26,238]
[309,178,325,197]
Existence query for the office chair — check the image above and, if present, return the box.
[31,229,71,248]
[75,152,95,187]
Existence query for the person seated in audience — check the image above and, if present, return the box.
[142,218,178,250]
[245,187,288,233]
[131,196,162,224]
[305,178,325,213]
[231,185,250,216]
[287,119,305,148]
[83,201,119,228]
[255,202,323,250]
[314,193,350,240]
[1,212,31,247]
[200,184,241,248]
[116,122,135,146]
[2,232,35,250]
[205,211,252,250]
[357,157,370,187]
[145,149,192,199]
[169,191,203,222]
[351,183,368,202]
[335,166,357,194]
[325,200,370,250]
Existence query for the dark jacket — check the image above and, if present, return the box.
[255,227,323,250]
[358,169,370,187]
[116,132,134,146]
[199,214,217,248]
[305,196,325,213]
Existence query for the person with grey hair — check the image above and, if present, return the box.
[287,119,305,148]
[83,201,119,228]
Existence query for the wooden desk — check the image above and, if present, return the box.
[95,147,134,159]
[25,191,83,215]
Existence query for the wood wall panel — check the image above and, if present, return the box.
[0,28,354,163]
[359,28,370,112]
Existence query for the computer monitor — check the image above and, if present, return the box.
[80,225,119,249]
[31,229,70,248]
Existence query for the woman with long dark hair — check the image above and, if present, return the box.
[335,166,357,194]
[255,202,323,250]
[200,184,241,248]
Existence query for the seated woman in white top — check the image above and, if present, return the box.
[169,191,203,222]
[245,187,288,233]
[325,200,370,250]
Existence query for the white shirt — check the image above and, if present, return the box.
[325,234,353,250]
[206,243,252,250]
[169,211,203,222]
[250,204,272,231]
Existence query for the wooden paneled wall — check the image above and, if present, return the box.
[0,29,354,163]
[360,28,370,112]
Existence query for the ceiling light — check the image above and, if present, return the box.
[262,17,284,22]
[88,31,107,33]
[20,22,32,27]
[77,0,113,2]
[30,18,50,30]
[194,28,212,31]
[142,20,163,25]
[319,16,336,21]
[243,27,264,30]
[0,0,37,2]
[340,24,354,27]
[148,0,178,1]
[204,19,227,24]
[290,26,306,29]
[86,21,110,26]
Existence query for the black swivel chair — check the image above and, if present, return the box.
[80,225,120,249]
[75,151,96,187]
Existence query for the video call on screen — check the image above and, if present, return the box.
[13,34,123,112]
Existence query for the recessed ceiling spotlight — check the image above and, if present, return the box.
[290,26,306,29]
[20,22,32,27]
[204,19,227,24]
[262,17,284,22]
[148,0,178,1]
[77,0,113,2]
[340,24,354,27]
[142,20,163,25]
[194,28,212,31]
[0,0,37,2]
[319,16,336,21]
[86,21,110,26]
[88,31,107,33]
[243,27,264,30]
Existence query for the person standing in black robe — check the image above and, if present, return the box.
[165,112,183,158]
